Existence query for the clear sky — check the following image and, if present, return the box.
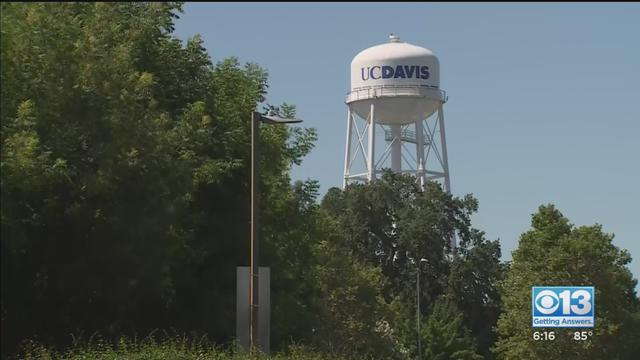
[173,2,640,288]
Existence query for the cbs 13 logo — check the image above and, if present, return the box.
[532,287,594,317]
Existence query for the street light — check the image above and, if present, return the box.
[416,258,428,360]
[250,111,302,353]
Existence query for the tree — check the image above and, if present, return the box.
[421,296,484,360]
[1,2,319,355]
[259,175,398,358]
[322,172,462,302]
[2,3,200,351]
[307,212,396,358]
[448,228,504,358]
[0,3,506,359]
[494,205,640,359]
[321,171,501,358]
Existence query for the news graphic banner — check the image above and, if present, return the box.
[532,286,595,328]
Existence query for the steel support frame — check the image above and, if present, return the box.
[344,103,450,192]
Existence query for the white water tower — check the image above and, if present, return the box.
[343,34,451,193]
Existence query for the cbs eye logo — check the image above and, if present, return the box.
[534,290,561,314]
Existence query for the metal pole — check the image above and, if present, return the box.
[417,268,421,360]
[390,124,402,172]
[437,105,451,193]
[437,105,456,248]
[415,117,425,190]
[343,108,353,188]
[367,103,376,181]
[250,111,260,352]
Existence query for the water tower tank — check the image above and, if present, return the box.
[347,34,445,124]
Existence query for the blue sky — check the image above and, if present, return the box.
[173,3,640,287]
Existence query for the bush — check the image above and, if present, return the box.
[18,335,362,360]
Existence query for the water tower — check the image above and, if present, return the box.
[343,34,451,193]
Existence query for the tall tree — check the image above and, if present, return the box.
[1,2,318,355]
[321,171,501,358]
[421,296,484,360]
[2,3,199,350]
[494,205,640,359]
[448,228,504,358]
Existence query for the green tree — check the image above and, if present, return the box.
[259,175,397,358]
[321,171,500,358]
[307,208,397,358]
[422,296,484,360]
[0,3,504,359]
[2,3,200,351]
[448,228,504,358]
[494,205,640,359]
[1,2,319,355]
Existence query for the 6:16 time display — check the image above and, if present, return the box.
[533,331,555,341]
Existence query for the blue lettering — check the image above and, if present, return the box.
[361,67,369,81]
[362,65,430,81]
[382,66,394,79]
[404,65,416,78]
[370,66,381,80]
[420,66,430,79]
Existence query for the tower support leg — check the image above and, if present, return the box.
[343,108,353,188]
[438,105,451,193]
[367,104,376,181]
[390,124,401,172]
[415,117,425,189]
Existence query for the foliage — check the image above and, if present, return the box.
[421,296,484,360]
[494,205,640,359]
[0,2,317,356]
[5,2,637,360]
[19,335,361,360]
[306,211,396,358]
[321,171,499,359]
[448,228,504,358]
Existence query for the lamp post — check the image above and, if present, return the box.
[416,258,427,360]
[250,111,302,353]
